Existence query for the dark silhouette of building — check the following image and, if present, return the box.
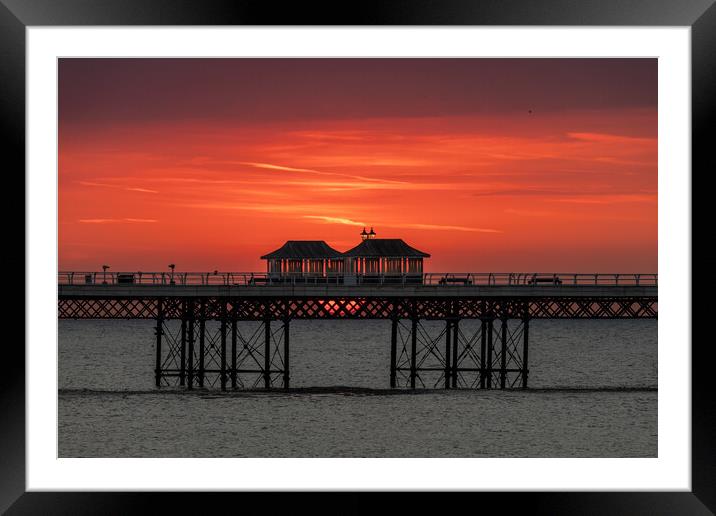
[260,229,430,283]
[342,236,429,283]
[260,240,344,280]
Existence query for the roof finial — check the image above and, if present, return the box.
[360,227,368,241]
[368,227,376,239]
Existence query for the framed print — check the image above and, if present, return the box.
[5,0,714,513]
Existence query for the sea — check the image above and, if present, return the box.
[58,319,657,457]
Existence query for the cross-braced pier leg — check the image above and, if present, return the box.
[264,319,271,389]
[153,305,197,388]
[198,301,205,388]
[452,319,484,389]
[231,319,237,389]
[486,319,493,388]
[393,318,454,389]
[187,299,195,390]
[390,318,398,388]
[500,317,508,389]
[180,304,187,387]
[483,317,529,389]
[389,316,530,390]
[153,314,290,390]
[522,315,530,388]
[154,298,163,387]
[479,318,487,389]
[410,318,418,389]
[224,317,289,390]
[451,319,459,389]
[444,319,452,389]
[283,319,290,389]
[220,312,227,391]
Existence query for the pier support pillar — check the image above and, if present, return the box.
[220,309,227,392]
[283,319,290,390]
[179,307,187,387]
[486,319,493,389]
[479,318,487,389]
[410,318,418,389]
[187,300,195,390]
[154,298,163,388]
[522,316,529,388]
[390,318,398,388]
[444,320,451,389]
[500,318,508,389]
[231,319,237,389]
[198,302,205,388]
[451,319,459,389]
[264,319,271,389]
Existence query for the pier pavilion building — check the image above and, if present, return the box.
[260,240,344,280]
[260,229,430,283]
[342,236,430,283]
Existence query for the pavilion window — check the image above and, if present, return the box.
[287,259,302,273]
[268,259,281,273]
[407,258,422,274]
[328,259,343,274]
[385,258,402,274]
[307,259,324,275]
[365,258,380,274]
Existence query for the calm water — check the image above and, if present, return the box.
[58,319,657,457]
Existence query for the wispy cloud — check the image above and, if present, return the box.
[239,162,319,174]
[474,188,656,201]
[551,194,656,205]
[567,132,656,145]
[178,202,347,215]
[236,161,407,185]
[78,181,158,194]
[125,187,159,193]
[303,215,366,226]
[504,208,557,217]
[78,218,157,224]
[384,222,502,233]
[303,215,501,233]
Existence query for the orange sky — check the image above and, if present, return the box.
[58,59,657,272]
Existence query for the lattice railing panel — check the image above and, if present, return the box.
[59,296,657,320]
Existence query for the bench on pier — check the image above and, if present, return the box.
[438,277,473,285]
[527,276,563,285]
[360,274,423,285]
[117,273,135,284]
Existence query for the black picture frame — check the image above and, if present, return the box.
[4,0,713,513]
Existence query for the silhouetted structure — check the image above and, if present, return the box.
[260,229,430,284]
[260,240,343,281]
[58,228,657,392]
[342,237,430,284]
[58,276,657,391]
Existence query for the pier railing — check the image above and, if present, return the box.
[58,271,657,287]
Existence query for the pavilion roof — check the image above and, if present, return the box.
[260,241,343,260]
[341,239,430,258]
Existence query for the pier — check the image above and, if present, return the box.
[58,271,657,391]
